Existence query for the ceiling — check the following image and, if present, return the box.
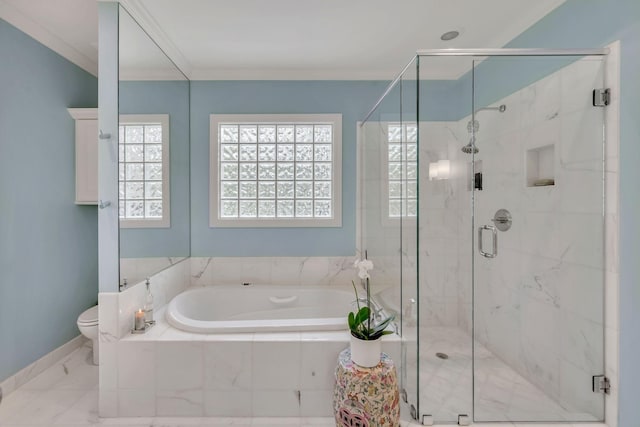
[0,0,99,75]
[0,0,567,80]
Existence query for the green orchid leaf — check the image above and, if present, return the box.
[354,306,370,326]
[369,329,394,340]
[348,311,356,329]
[370,315,395,333]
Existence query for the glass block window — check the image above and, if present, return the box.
[210,114,342,227]
[118,114,170,228]
[387,123,418,218]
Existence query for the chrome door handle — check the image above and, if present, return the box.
[478,225,498,258]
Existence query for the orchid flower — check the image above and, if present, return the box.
[354,258,374,279]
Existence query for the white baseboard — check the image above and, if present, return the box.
[0,335,88,401]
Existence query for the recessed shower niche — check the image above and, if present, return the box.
[526,144,555,187]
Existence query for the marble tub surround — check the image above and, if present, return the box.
[99,256,403,418]
[190,256,360,287]
[98,305,401,418]
[99,259,191,416]
[116,258,191,338]
[120,256,187,290]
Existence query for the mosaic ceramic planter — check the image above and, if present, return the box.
[333,348,400,427]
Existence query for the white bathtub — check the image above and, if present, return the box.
[166,285,354,333]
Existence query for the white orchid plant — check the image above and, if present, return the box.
[348,258,395,341]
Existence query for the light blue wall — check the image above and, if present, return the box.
[119,81,190,258]
[374,79,466,122]
[0,19,98,381]
[190,80,388,256]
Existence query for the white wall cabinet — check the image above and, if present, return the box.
[68,108,98,204]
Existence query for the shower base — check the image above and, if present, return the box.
[417,327,599,423]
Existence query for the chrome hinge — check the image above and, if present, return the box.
[593,375,611,394]
[593,88,611,107]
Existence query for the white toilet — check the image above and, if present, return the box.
[77,305,99,365]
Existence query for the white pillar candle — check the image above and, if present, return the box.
[134,309,145,331]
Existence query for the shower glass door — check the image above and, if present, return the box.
[360,56,419,422]
[416,55,474,425]
[471,55,606,422]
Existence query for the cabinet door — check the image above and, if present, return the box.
[75,119,98,204]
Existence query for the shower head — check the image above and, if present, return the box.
[461,138,479,154]
[462,104,507,154]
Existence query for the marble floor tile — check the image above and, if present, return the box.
[0,389,87,425]
[95,418,153,425]
[53,389,100,424]
[21,344,97,392]
[418,327,599,423]
[0,338,608,427]
[0,390,40,424]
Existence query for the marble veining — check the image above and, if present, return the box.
[0,335,86,402]
[414,54,616,422]
[0,338,608,427]
[418,327,599,423]
[189,256,358,288]
[100,303,403,418]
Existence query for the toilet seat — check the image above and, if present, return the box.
[77,305,98,325]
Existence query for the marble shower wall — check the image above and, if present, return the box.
[419,122,466,327]
[459,56,610,417]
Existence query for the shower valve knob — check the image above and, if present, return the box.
[491,208,512,231]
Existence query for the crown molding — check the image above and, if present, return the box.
[118,0,192,79]
[0,0,98,76]
[67,108,98,120]
[119,68,187,81]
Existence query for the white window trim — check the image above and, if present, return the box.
[209,114,342,228]
[119,114,171,229]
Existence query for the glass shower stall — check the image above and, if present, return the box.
[360,49,608,424]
